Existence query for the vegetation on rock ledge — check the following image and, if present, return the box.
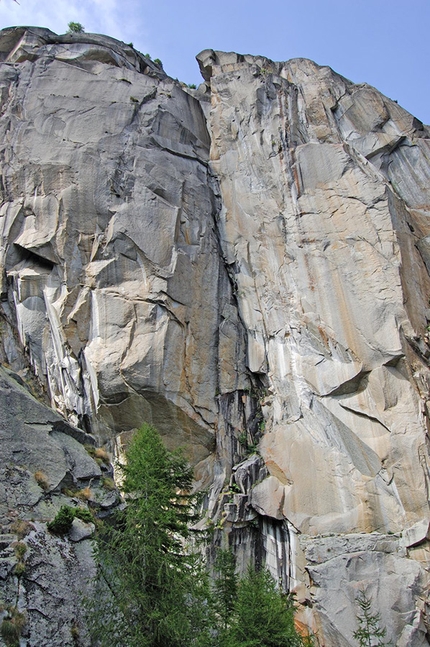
[47,505,93,535]
[67,22,85,33]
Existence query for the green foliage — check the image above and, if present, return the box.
[353,590,389,647]
[85,445,110,466]
[89,424,311,646]
[0,607,25,647]
[13,541,27,577]
[71,623,80,645]
[0,620,19,647]
[229,482,241,494]
[238,432,248,446]
[47,505,92,535]
[13,561,25,577]
[143,54,162,67]
[13,542,26,560]
[101,476,116,491]
[74,507,93,524]
[90,423,209,647]
[188,83,197,89]
[238,431,259,456]
[67,22,85,33]
[213,549,238,635]
[223,566,306,647]
[47,505,75,535]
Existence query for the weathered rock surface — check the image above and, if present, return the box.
[0,27,430,645]
[0,365,112,645]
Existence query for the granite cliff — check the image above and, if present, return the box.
[0,26,429,646]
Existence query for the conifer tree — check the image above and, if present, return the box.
[223,565,308,647]
[213,549,238,635]
[353,590,389,647]
[90,423,209,647]
[89,425,313,647]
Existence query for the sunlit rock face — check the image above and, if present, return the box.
[0,28,251,485]
[198,50,430,645]
[198,48,430,534]
[1,27,430,646]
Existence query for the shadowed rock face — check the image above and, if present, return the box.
[1,28,430,646]
[0,366,106,645]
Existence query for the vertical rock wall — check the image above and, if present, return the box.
[0,28,254,485]
[197,49,430,646]
[0,28,429,645]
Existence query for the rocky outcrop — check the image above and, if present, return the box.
[0,365,116,646]
[0,27,430,646]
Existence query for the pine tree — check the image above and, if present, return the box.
[223,565,308,647]
[353,590,389,647]
[90,423,209,647]
[213,549,238,635]
[89,425,314,646]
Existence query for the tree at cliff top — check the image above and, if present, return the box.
[90,423,211,647]
[67,22,85,33]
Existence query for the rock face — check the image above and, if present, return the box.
[0,365,110,646]
[0,27,430,646]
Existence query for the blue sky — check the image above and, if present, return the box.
[0,0,429,123]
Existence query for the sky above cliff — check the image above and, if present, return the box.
[0,0,428,123]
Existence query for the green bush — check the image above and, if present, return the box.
[0,619,20,647]
[48,505,93,534]
[101,476,116,491]
[47,506,75,535]
[67,22,85,33]
[14,561,25,577]
[223,566,308,647]
[74,508,93,524]
[0,607,26,647]
[353,590,388,646]
[13,542,27,559]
